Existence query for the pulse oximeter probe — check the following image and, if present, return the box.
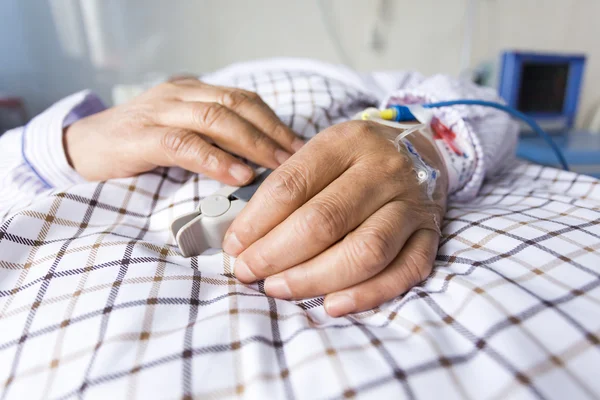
[170,168,271,257]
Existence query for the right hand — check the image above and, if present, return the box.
[64,78,304,185]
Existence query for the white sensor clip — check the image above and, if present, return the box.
[170,168,271,257]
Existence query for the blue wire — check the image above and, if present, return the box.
[390,100,570,171]
[425,100,569,171]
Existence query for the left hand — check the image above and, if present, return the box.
[223,120,448,317]
[64,78,303,185]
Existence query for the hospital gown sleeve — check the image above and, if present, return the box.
[381,75,520,201]
[0,91,105,221]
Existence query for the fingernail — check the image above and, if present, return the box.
[223,232,244,256]
[275,149,291,165]
[229,164,253,184]
[291,138,305,152]
[264,276,292,299]
[234,259,257,282]
[325,294,356,317]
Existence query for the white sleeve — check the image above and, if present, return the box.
[0,90,105,221]
[381,75,519,201]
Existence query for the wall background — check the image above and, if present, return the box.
[1,0,598,128]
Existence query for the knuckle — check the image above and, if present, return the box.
[248,130,271,150]
[264,165,309,206]
[221,90,254,110]
[382,152,411,176]
[270,122,292,141]
[194,102,227,129]
[125,103,155,128]
[374,157,413,193]
[161,130,217,169]
[348,229,392,274]
[242,90,261,101]
[161,129,191,155]
[154,81,178,94]
[296,200,347,244]
[403,246,433,285]
[196,148,219,171]
[230,218,259,245]
[248,251,277,278]
[338,120,377,139]
[322,120,382,153]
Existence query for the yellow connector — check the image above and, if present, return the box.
[379,108,397,121]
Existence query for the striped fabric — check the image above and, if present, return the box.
[0,59,599,399]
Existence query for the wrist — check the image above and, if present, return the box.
[63,125,76,169]
[63,118,85,171]
[63,115,99,181]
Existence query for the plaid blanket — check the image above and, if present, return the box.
[1,161,598,399]
[1,63,599,399]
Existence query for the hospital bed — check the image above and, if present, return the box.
[0,63,599,400]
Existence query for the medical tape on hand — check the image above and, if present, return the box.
[395,137,439,201]
[389,123,443,234]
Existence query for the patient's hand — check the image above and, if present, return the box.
[64,78,304,185]
[224,120,448,317]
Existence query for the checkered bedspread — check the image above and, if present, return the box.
[1,63,599,399]
[1,161,599,399]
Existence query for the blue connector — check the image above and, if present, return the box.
[384,100,569,171]
[388,105,418,122]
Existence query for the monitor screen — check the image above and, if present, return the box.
[517,63,569,113]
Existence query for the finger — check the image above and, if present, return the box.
[174,84,304,153]
[153,101,291,169]
[323,229,439,317]
[263,201,418,299]
[145,127,255,186]
[235,167,406,283]
[222,131,354,258]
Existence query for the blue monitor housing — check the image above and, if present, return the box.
[498,51,586,134]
